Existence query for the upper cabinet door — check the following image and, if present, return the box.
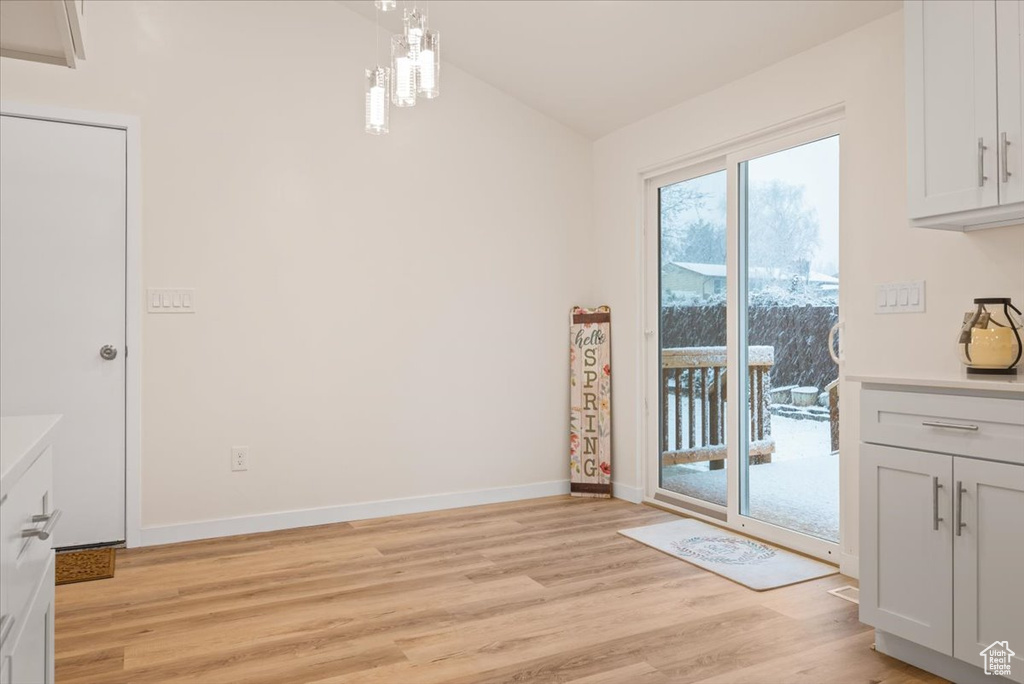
[952,457,1024,682]
[906,0,999,219]
[997,0,1024,206]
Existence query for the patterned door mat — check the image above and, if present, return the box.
[56,547,117,585]
[619,518,837,591]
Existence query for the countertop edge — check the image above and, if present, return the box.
[846,374,1024,396]
[0,414,61,499]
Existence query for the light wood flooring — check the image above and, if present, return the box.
[55,496,947,683]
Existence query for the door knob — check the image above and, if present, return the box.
[100,345,118,360]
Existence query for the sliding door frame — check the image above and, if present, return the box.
[640,107,845,564]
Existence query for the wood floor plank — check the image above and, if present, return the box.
[54,496,947,683]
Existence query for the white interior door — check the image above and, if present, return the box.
[0,114,127,549]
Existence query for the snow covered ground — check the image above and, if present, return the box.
[660,414,838,542]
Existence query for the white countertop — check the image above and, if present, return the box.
[0,414,61,499]
[847,372,1024,395]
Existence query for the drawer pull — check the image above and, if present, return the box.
[22,508,62,540]
[0,614,13,647]
[932,476,944,531]
[921,421,979,431]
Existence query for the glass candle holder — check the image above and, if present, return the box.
[957,297,1023,375]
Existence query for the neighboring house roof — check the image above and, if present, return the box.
[981,641,1016,655]
[666,262,727,278]
[666,262,839,284]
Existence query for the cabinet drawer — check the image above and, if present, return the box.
[0,446,55,625]
[861,389,1024,463]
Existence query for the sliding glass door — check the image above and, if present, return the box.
[658,167,728,509]
[649,124,841,558]
[737,135,840,544]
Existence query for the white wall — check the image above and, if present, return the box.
[592,10,1024,572]
[0,1,594,537]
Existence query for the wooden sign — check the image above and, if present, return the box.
[569,306,612,498]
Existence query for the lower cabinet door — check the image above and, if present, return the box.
[8,556,54,684]
[953,457,1024,683]
[860,444,953,653]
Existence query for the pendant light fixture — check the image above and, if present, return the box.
[365,66,390,134]
[364,0,440,135]
[417,28,440,98]
[364,4,391,134]
[391,33,417,107]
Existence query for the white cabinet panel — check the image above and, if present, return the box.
[997,0,1024,206]
[906,0,999,218]
[953,457,1024,683]
[6,555,54,684]
[860,444,953,654]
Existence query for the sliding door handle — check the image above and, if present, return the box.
[932,476,944,531]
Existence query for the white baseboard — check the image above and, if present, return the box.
[138,479,571,547]
[612,482,644,504]
[839,552,859,579]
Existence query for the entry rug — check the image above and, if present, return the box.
[56,547,116,585]
[569,305,612,498]
[619,518,837,591]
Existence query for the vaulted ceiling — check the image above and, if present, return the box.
[340,0,901,139]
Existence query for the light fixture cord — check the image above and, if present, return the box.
[375,3,380,66]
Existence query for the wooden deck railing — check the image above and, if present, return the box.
[661,346,775,469]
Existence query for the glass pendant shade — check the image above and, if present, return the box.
[374,0,395,10]
[364,66,390,135]
[417,30,440,98]
[404,6,427,63]
[391,34,417,107]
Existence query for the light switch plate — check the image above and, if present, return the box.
[875,280,925,314]
[148,288,196,313]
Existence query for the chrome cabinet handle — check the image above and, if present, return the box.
[956,482,966,537]
[922,421,979,431]
[978,138,988,187]
[1001,132,1012,183]
[22,508,61,540]
[932,476,944,531]
[0,614,13,647]
[100,344,118,360]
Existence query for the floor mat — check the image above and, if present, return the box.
[56,547,116,585]
[619,518,837,591]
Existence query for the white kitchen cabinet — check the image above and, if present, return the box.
[860,444,953,654]
[997,0,1024,207]
[0,0,86,68]
[6,557,54,684]
[856,376,1024,684]
[0,416,60,684]
[905,0,1024,230]
[952,457,1024,677]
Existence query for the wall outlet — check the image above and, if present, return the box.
[875,280,925,314]
[231,446,249,471]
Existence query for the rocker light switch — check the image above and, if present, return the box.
[876,281,925,314]
[148,288,196,314]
